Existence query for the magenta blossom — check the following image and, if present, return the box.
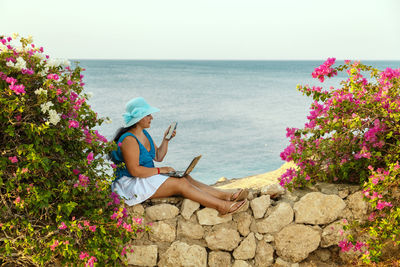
[68,120,79,128]
[87,152,94,164]
[50,240,60,251]
[78,174,90,187]
[58,222,67,230]
[376,200,392,210]
[9,83,26,95]
[85,256,97,267]
[47,73,59,80]
[79,252,89,260]
[311,57,337,82]
[9,156,18,163]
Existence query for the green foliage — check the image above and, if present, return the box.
[280,59,400,263]
[0,35,147,266]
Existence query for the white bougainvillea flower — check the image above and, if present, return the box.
[48,109,60,125]
[46,58,71,68]
[14,57,27,70]
[34,88,47,95]
[40,102,54,113]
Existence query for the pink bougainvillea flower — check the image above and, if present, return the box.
[14,196,21,204]
[353,241,366,252]
[5,77,17,84]
[368,212,376,221]
[21,68,34,75]
[121,247,127,256]
[87,152,94,164]
[50,240,60,251]
[278,167,296,187]
[73,169,80,175]
[122,222,133,232]
[78,174,90,187]
[70,92,78,102]
[110,212,119,220]
[79,251,89,260]
[9,156,18,163]
[311,57,337,82]
[68,120,79,128]
[47,73,59,80]
[59,222,68,230]
[85,256,97,267]
[338,240,353,252]
[89,225,96,232]
[371,178,379,185]
[376,200,392,210]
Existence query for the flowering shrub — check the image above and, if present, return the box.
[0,35,148,266]
[280,58,400,263]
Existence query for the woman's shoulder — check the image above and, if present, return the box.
[118,132,138,143]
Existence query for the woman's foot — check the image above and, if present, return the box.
[229,188,249,202]
[218,199,247,217]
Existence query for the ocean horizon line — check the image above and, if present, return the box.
[70,58,400,62]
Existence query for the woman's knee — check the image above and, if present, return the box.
[184,175,196,183]
[178,177,190,187]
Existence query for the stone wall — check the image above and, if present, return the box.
[125,183,369,267]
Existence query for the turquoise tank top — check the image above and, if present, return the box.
[111,130,156,181]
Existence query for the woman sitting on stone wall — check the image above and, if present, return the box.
[111,97,248,216]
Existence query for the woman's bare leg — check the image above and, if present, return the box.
[184,174,233,200]
[150,177,240,214]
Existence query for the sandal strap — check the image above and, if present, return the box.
[230,189,243,201]
[220,200,247,216]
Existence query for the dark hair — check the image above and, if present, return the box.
[109,124,136,162]
[113,124,136,144]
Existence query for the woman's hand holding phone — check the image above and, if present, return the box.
[164,122,177,141]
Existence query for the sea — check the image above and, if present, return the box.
[78,60,400,185]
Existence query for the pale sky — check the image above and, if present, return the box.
[1,0,399,60]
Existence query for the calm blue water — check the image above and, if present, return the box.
[78,60,400,185]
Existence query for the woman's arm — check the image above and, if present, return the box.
[121,137,173,177]
[154,128,176,162]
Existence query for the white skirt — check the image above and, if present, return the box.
[111,174,169,206]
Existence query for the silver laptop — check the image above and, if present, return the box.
[162,155,202,178]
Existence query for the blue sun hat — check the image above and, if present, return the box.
[123,97,160,127]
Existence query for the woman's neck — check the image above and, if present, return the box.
[130,126,144,136]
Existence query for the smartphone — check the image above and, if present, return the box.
[165,122,178,140]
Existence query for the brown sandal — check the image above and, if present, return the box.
[230,188,249,202]
[219,199,247,217]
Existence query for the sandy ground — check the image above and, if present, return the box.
[214,161,296,190]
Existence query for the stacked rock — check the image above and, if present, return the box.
[125,183,369,267]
